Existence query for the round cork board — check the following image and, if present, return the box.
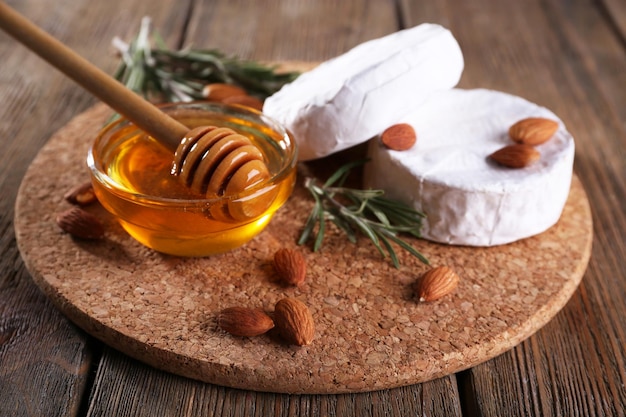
[15,103,592,394]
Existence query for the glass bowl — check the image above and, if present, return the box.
[87,102,297,256]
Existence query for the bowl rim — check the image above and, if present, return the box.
[87,101,298,207]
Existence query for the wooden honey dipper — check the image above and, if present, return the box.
[0,2,270,210]
[172,126,269,197]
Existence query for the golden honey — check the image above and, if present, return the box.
[88,103,297,256]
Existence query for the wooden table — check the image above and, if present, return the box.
[1,0,624,415]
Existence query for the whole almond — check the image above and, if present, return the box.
[55,207,104,240]
[217,307,275,337]
[273,248,306,286]
[202,83,248,102]
[64,181,97,206]
[222,94,264,111]
[509,117,559,146]
[381,123,417,151]
[489,144,540,168]
[413,266,459,302]
[274,298,315,346]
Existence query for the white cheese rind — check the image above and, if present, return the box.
[363,89,575,246]
[263,24,464,161]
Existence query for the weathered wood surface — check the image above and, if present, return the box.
[0,0,624,416]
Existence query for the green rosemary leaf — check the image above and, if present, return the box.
[367,198,424,227]
[327,211,357,243]
[348,213,379,245]
[324,159,369,187]
[378,233,400,268]
[382,231,430,265]
[297,209,317,246]
[310,184,326,199]
[177,50,230,73]
[329,188,384,200]
[152,30,168,50]
[112,61,127,82]
[368,204,391,227]
[298,186,322,245]
[313,202,326,252]
[367,197,423,216]
[347,212,386,258]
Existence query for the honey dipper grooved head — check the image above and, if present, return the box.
[172,126,274,221]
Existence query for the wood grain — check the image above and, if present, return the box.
[184,0,399,62]
[85,347,463,417]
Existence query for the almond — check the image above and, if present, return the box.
[413,266,459,302]
[381,123,417,151]
[273,248,306,286]
[509,117,559,146]
[64,181,97,206]
[217,307,275,337]
[274,298,315,346]
[489,144,540,168]
[202,83,248,102]
[55,207,104,240]
[222,94,264,111]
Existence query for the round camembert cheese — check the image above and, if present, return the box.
[363,88,575,246]
[263,23,464,161]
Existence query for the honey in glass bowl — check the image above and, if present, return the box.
[87,102,297,256]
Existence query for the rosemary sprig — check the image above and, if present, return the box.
[112,17,300,102]
[298,160,429,268]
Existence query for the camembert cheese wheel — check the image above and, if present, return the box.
[363,88,575,246]
[263,23,464,161]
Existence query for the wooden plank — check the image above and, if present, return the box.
[402,0,626,415]
[0,1,98,414]
[184,0,399,61]
[0,0,190,415]
[85,348,462,417]
[602,0,626,43]
[540,0,626,160]
[0,253,92,417]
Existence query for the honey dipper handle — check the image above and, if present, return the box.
[0,2,188,150]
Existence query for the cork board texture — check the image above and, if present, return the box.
[14,103,592,394]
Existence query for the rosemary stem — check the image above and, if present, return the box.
[299,162,428,267]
